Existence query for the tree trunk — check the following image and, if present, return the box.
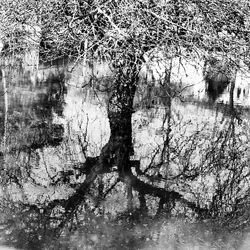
[104,56,142,208]
[106,60,141,173]
[229,76,235,113]
[2,69,8,155]
[0,69,8,174]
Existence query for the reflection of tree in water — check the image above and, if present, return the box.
[35,72,67,118]
[1,0,250,248]
[1,56,249,249]
[23,72,67,149]
[0,70,66,154]
[204,58,232,102]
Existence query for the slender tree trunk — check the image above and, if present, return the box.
[2,69,8,155]
[0,69,8,174]
[160,60,172,185]
[229,77,235,113]
[229,62,238,115]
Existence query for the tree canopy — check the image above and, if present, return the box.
[1,0,249,63]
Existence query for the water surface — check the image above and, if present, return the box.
[0,60,249,250]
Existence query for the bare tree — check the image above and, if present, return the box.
[1,1,250,248]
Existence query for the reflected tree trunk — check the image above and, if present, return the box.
[104,56,142,210]
[161,61,172,181]
[228,64,240,122]
[229,71,236,113]
[0,68,8,200]
[2,69,8,158]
